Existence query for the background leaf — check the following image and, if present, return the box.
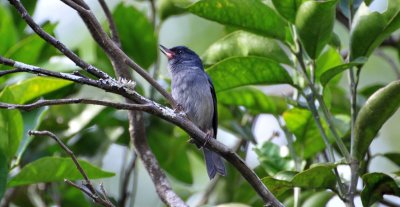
[272,0,307,23]
[354,80,400,159]
[8,157,115,187]
[0,89,23,161]
[7,77,73,104]
[207,57,292,92]
[188,0,288,40]
[350,1,400,60]
[292,164,336,189]
[0,151,7,200]
[295,0,337,59]
[0,6,17,55]
[217,87,287,115]
[113,3,157,69]
[202,30,291,65]
[361,173,400,206]
[283,108,330,158]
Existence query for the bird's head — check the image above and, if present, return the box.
[159,45,203,72]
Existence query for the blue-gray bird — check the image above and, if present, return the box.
[160,45,226,179]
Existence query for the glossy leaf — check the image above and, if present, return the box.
[350,1,400,60]
[292,164,336,189]
[354,80,400,159]
[302,191,335,207]
[0,151,7,200]
[188,0,288,40]
[207,57,292,92]
[7,77,73,104]
[8,157,115,187]
[0,6,17,55]
[217,87,287,115]
[203,31,291,65]
[320,57,367,86]
[1,24,54,68]
[283,108,329,158]
[361,173,400,206]
[113,3,157,69]
[261,176,293,199]
[271,0,307,23]
[158,0,190,20]
[295,0,337,59]
[0,89,23,161]
[315,46,343,81]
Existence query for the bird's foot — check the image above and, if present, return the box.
[174,104,184,113]
[201,131,213,149]
[174,104,187,117]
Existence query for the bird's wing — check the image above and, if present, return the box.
[208,76,218,137]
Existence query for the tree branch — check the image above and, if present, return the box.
[59,0,177,108]
[28,130,115,207]
[8,0,110,80]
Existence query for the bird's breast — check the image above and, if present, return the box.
[171,71,214,130]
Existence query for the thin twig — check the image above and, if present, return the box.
[59,0,177,108]
[118,153,137,207]
[8,0,110,80]
[98,0,121,47]
[29,130,115,207]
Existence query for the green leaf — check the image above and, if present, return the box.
[158,0,191,20]
[350,1,400,60]
[359,84,385,98]
[283,108,329,158]
[0,6,17,55]
[0,151,7,200]
[203,31,291,65]
[8,157,115,187]
[271,0,307,23]
[319,57,367,86]
[292,164,336,189]
[255,142,293,175]
[361,173,400,206]
[113,3,157,69]
[7,77,73,104]
[148,118,193,183]
[301,191,335,207]
[315,46,343,81]
[188,0,288,40]
[0,89,23,161]
[261,176,293,199]
[16,108,48,164]
[2,24,54,67]
[354,80,400,159]
[217,87,287,115]
[207,57,293,92]
[295,0,337,59]
[382,153,400,167]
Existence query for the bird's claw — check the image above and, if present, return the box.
[201,132,212,149]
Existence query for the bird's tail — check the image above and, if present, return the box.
[203,148,226,179]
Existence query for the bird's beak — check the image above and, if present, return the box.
[159,45,174,60]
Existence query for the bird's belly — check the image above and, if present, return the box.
[172,82,213,130]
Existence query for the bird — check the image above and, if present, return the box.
[160,45,226,179]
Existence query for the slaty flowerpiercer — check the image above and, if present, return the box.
[160,45,226,179]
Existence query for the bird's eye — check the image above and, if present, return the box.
[177,50,182,54]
